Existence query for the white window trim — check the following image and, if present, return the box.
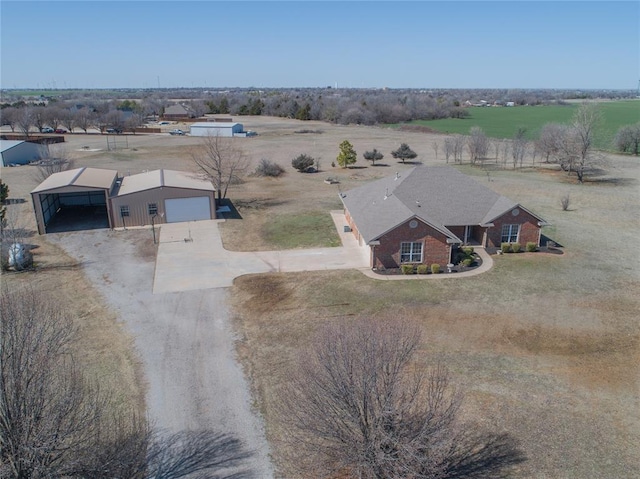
[501,224,520,243]
[400,241,423,263]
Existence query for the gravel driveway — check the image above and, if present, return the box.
[47,228,274,478]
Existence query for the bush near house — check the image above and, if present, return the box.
[511,243,521,253]
[401,264,415,275]
[431,264,441,274]
[501,243,512,254]
[416,264,429,274]
[526,242,538,252]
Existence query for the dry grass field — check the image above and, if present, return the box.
[2,116,639,477]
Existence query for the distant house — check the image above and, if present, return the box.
[340,166,547,269]
[162,104,194,120]
[0,140,46,167]
[506,101,515,107]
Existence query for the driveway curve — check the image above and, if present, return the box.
[48,230,274,478]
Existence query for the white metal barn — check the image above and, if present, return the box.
[190,122,244,137]
[0,140,46,166]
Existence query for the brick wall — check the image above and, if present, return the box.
[486,208,541,247]
[373,219,451,269]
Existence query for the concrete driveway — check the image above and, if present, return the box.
[153,211,370,293]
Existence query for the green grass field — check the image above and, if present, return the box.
[263,211,341,249]
[400,100,640,149]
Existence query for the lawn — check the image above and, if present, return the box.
[263,211,341,249]
[396,100,640,149]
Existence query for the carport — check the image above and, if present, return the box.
[31,168,118,234]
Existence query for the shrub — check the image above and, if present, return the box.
[501,243,512,254]
[462,258,473,267]
[561,193,570,211]
[526,242,537,252]
[255,158,285,177]
[401,264,415,275]
[462,246,474,255]
[430,264,440,274]
[511,243,521,253]
[292,154,315,172]
[416,264,428,274]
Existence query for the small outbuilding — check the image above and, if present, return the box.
[190,122,244,137]
[31,168,216,234]
[110,169,216,228]
[1,140,46,166]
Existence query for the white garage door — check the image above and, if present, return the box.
[165,197,211,223]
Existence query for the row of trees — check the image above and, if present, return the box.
[0,286,249,478]
[0,104,150,136]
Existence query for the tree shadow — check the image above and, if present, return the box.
[371,163,390,167]
[397,160,423,165]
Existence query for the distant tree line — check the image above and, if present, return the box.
[2,88,637,134]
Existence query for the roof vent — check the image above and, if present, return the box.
[415,200,421,207]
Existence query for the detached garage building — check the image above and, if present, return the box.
[1,140,46,166]
[31,167,216,234]
[190,122,244,137]
[110,169,216,228]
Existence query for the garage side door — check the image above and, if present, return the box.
[164,197,211,223]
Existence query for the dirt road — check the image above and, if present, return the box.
[48,228,273,478]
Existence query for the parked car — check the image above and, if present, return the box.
[54,128,67,134]
[106,128,122,134]
[169,129,185,135]
[42,127,54,133]
[159,121,170,125]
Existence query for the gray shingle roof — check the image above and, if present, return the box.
[341,166,542,244]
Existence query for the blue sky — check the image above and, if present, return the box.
[1,1,638,89]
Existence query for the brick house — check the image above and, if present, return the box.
[340,166,547,270]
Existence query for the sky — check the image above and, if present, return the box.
[1,1,638,90]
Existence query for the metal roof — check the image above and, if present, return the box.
[190,122,240,128]
[31,167,118,193]
[116,169,215,196]
[0,140,24,153]
[341,166,544,244]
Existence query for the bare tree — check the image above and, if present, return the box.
[61,108,76,133]
[44,105,64,130]
[570,103,603,183]
[444,137,453,163]
[278,316,525,479]
[31,106,47,133]
[0,286,104,477]
[432,140,439,160]
[452,134,465,163]
[560,193,571,211]
[512,129,528,169]
[0,286,251,478]
[467,126,489,164]
[1,107,19,132]
[32,144,75,183]
[15,107,33,137]
[191,133,249,204]
[75,107,94,133]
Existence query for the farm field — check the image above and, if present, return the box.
[2,116,639,478]
[398,100,640,149]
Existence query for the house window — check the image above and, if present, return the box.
[501,224,520,243]
[400,242,423,263]
[120,205,130,217]
[148,203,158,215]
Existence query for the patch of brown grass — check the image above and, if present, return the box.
[2,237,145,415]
